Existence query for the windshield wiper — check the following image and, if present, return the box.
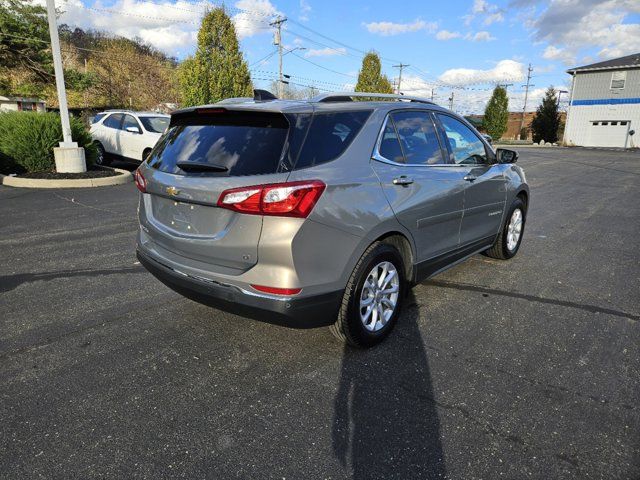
[177,161,228,172]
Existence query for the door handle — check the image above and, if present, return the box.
[393,176,414,186]
[463,175,477,182]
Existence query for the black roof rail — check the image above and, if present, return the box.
[311,92,435,105]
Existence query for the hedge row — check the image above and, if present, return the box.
[0,111,97,173]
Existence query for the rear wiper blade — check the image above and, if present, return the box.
[177,161,228,172]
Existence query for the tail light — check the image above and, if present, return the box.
[134,169,147,193]
[217,180,325,218]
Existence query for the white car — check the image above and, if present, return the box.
[90,111,170,165]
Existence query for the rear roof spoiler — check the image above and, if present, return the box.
[253,89,278,102]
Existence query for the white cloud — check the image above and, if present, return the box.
[233,0,280,40]
[465,0,504,26]
[483,11,504,25]
[530,0,640,65]
[49,0,279,56]
[304,47,347,57]
[465,31,496,42]
[436,30,462,40]
[299,0,311,22]
[364,19,438,36]
[439,59,525,86]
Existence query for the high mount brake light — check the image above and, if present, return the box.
[134,169,147,193]
[217,180,326,218]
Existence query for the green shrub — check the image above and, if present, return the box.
[0,111,97,173]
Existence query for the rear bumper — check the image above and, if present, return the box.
[136,249,342,328]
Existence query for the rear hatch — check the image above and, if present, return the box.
[139,107,306,273]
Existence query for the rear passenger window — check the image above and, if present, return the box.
[294,111,372,169]
[103,114,123,129]
[390,111,445,165]
[379,119,404,163]
[437,114,488,165]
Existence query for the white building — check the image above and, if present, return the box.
[0,96,46,113]
[564,53,640,148]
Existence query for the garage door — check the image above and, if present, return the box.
[587,121,630,148]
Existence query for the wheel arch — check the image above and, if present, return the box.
[374,231,415,284]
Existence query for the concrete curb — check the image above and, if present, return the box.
[0,168,132,189]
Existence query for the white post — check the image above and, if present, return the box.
[45,0,87,172]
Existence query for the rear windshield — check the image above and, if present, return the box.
[147,112,289,176]
[147,109,371,177]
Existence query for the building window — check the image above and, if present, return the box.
[592,121,599,126]
[610,71,626,89]
[611,121,618,126]
[602,122,609,126]
[621,121,628,125]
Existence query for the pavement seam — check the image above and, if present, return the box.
[425,280,639,322]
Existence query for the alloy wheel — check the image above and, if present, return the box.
[506,208,523,251]
[359,261,400,332]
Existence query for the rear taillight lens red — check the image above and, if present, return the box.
[251,285,302,296]
[134,169,147,193]
[217,180,325,218]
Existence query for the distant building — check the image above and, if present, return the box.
[0,96,46,113]
[465,112,565,141]
[564,52,640,148]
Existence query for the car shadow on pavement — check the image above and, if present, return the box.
[332,291,446,479]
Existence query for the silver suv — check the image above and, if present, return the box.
[135,92,529,347]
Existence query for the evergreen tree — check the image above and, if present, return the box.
[482,86,508,140]
[355,52,393,94]
[531,87,561,143]
[179,8,252,106]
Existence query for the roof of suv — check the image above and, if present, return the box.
[171,92,449,117]
[100,110,169,117]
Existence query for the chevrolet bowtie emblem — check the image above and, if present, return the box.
[166,186,180,196]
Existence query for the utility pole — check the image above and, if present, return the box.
[519,63,534,140]
[448,91,454,111]
[45,0,86,172]
[270,16,287,98]
[431,88,435,101]
[392,63,409,94]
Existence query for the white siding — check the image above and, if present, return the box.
[564,104,639,148]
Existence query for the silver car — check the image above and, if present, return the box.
[135,92,529,347]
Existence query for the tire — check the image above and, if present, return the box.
[330,242,406,348]
[94,142,111,166]
[485,197,527,260]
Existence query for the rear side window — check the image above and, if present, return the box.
[148,112,289,177]
[103,113,123,129]
[379,119,404,163]
[390,111,445,165]
[294,111,372,170]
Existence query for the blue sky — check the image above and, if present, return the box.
[55,0,640,114]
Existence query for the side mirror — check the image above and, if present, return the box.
[126,126,141,134]
[496,148,518,164]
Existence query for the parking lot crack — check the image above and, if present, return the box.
[0,265,144,294]
[426,280,639,322]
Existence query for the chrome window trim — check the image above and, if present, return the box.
[371,111,465,168]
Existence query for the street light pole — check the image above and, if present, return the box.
[45,0,86,172]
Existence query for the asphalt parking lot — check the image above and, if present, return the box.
[1,147,639,479]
